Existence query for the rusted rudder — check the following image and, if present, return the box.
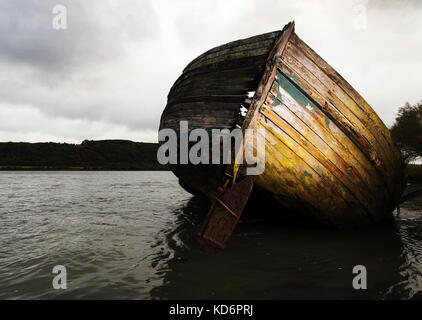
[197,177,254,250]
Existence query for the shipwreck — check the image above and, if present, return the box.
[159,22,406,249]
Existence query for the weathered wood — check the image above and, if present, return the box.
[190,31,280,57]
[179,55,268,80]
[275,62,396,205]
[249,118,371,227]
[161,116,236,130]
[268,77,386,195]
[172,66,262,88]
[262,83,391,221]
[243,22,295,129]
[164,100,242,113]
[185,47,271,73]
[168,59,267,100]
[284,41,391,159]
[159,21,404,228]
[274,67,388,182]
[170,86,251,100]
[293,33,396,155]
[184,31,281,72]
[171,73,257,89]
[281,41,399,198]
[169,78,258,99]
[169,69,263,102]
[165,95,247,108]
[188,39,276,67]
[294,33,404,202]
[198,177,254,249]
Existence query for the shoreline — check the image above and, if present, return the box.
[1,164,421,177]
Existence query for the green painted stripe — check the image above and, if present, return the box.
[276,69,320,112]
[325,116,331,128]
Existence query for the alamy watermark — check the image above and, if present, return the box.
[52,265,67,290]
[157,121,266,175]
[352,1,367,30]
[52,5,67,30]
[352,265,367,290]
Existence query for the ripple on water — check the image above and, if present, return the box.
[0,172,422,299]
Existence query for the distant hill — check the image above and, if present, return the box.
[0,140,168,170]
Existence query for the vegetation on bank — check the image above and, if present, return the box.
[390,101,422,163]
[0,140,168,171]
[390,101,422,182]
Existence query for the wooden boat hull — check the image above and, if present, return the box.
[160,30,283,197]
[159,22,405,227]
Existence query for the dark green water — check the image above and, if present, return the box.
[0,171,421,299]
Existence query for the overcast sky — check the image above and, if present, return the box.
[0,0,421,143]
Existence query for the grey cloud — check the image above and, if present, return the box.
[0,0,161,138]
[0,0,421,143]
[0,67,159,132]
[0,0,158,73]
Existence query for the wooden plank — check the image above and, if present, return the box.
[165,95,247,108]
[169,77,257,99]
[189,39,276,67]
[293,33,395,149]
[162,113,238,129]
[170,86,251,99]
[243,22,296,131]
[261,93,391,221]
[184,31,281,71]
[172,65,262,88]
[181,55,268,79]
[260,112,372,217]
[280,44,397,197]
[192,31,280,56]
[274,67,382,179]
[274,63,394,201]
[164,100,241,112]
[246,119,372,227]
[184,47,271,73]
[169,66,263,100]
[162,112,238,124]
[283,39,397,172]
[268,78,384,194]
[292,34,404,201]
[161,117,236,130]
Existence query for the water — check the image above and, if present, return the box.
[0,171,421,300]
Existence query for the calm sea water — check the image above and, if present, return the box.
[0,171,421,300]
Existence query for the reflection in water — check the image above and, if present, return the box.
[0,172,421,299]
[0,171,193,300]
[389,184,422,299]
[152,195,422,300]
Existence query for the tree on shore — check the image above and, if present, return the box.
[390,101,422,162]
